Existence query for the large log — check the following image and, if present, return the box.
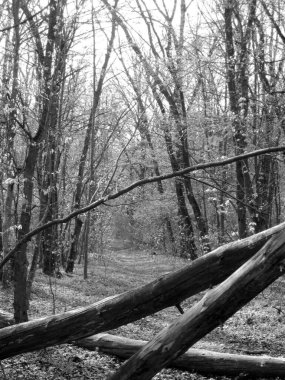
[0,223,284,360]
[77,333,285,377]
[2,306,283,379]
[108,230,285,380]
[5,309,285,378]
[2,305,285,378]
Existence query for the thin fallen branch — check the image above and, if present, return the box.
[1,146,284,271]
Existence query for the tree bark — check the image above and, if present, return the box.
[108,229,285,380]
[2,182,14,285]
[0,207,2,254]
[1,308,283,379]
[65,218,83,273]
[40,1,68,276]
[0,223,283,359]
[77,333,285,377]
[2,0,20,287]
[26,233,41,298]
[13,0,59,321]
[14,143,38,323]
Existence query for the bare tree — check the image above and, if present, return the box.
[65,0,118,273]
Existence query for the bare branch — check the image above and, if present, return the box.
[0,5,49,33]
[20,1,46,65]
[260,0,285,45]
[0,145,284,270]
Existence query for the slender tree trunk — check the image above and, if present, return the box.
[65,218,83,273]
[224,4,246,238]
[2,183,14,285]
[175,182,197,259]
[26,233,41,298]
[1,2,19,285]
[83,216,90,279]
[224,1,257,238]
[40,10,69,275]
[155,93,197,258]
[14,143,38,323]
[40,131,60,276]
[66,6,117,272]
[120,58,177,253]
[0,207,2,254]
[165,0,210,252]
[218,140,227,243]
[9,0,29,323]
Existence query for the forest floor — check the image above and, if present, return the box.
[1,240,285,379]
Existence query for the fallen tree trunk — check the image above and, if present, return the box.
[108,230,285,380]
[0,223,284,360]
[2,308,284,378]
[2,308,282,378]
[77,333,285,377]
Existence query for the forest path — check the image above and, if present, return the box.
[102,242,227,353]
